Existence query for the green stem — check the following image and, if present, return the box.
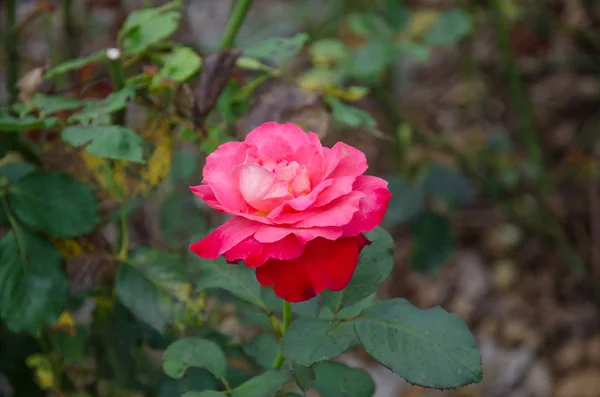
[62,0,77,62]
[106,48,127,126]
[490,0,545,187]
[220,0,253,48]
[271,301,292,369]
[5,0,18,106]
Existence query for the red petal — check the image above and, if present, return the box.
[255,235,370,303]
[189,217,260,259]
[224,234,305,268]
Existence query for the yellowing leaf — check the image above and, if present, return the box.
[43,119,173,200]
[402,10,440,40]
[26,354,55,390]
[325,86,369,102]
[51,311,76,335]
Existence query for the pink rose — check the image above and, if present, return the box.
[190,122,391,302]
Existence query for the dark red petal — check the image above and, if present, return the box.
[224,234,305,268]
[255,235,369,303]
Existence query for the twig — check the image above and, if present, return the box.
[106,48,127,126]
[490,0,545,189]
[5,0,19,106]
[62,0,78,82]
[220,0,253,49]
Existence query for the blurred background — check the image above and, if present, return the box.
[1,0,600,396]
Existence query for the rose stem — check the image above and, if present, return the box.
[106,48,130,259]
[272,301,292,369]
[220,0,253,49]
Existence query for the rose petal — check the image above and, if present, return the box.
[190,184,226,212]
[224,234,305,268]
[268,179,333,218]
[202,141,249,212]
[254,225,343,244]
[313,176,356,207]
[255,235,369,302]
[189,217,260,259]
[323,142,368,179]
[291,191,364,228]
[294,133,325,186]
[342,176,392,237]
[245,122,311,162]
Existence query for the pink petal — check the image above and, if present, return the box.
[189,217,260,259]
[313,176,356,207]
[342,176,392,237]
[224,234,305,268]
[270,179,333,216]
[294,134,325,186]
[324,142,368,179]
[254,225,343,244]
[292,191,364,228]
[190,184,226,212]
[245,122,311,162]
[202,141,249,212]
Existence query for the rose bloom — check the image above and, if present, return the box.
[190,122,391,302]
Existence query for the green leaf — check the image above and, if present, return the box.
[384,0,412,32]
[8,171,100,238]
[281,318,356,366]
[29,94,85,117]
[120,1,182,55]
[0,230,68,333]
[68,86,135,124]
[291,362,313,392]
[398,41,430,62]
[155,47,202,84]
[244,333,278,369]
[119,1,181,38]
[355,299,482,389]
[0,163,36,184]
[44,51,108,79]
[326,96,380,136]
[313,361,374,397]
[424,9,472,45]
[383,175,424,227]
[0,114,56,132]
[182,392,227,397]
[309,39,348,66]
[62,125,145,163]
[410,211,454,272]
[116,247,189,331]
[48,326,90,365]
[244,33,309,64]
[421,163,472,207]
[347,13,394,38]
[337,293,377,319]
[292,296,321,317]
[191,257,266,309]
[354,298,482,388]
[163,338,227,380]
[342,40,397,83]
[322,227,394,313]
[231,369,291,397]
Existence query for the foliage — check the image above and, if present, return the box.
[0,1,484,396]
